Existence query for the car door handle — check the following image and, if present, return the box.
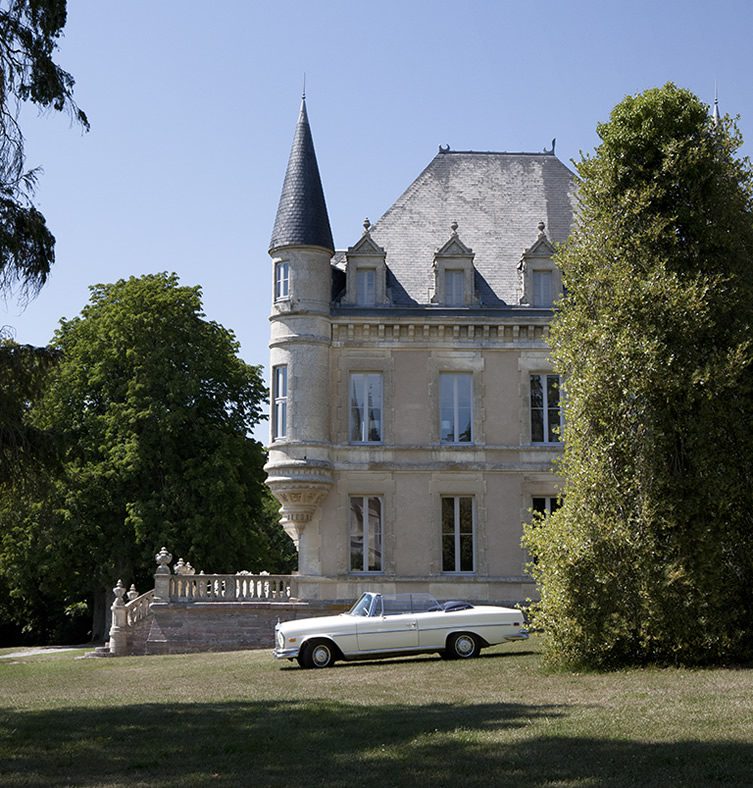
[407,622,417,629]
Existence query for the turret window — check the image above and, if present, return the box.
[274,261,290,301]
[272,365,288,439]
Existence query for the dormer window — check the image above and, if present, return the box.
[356,268,377,306]
[532,269,553,307]
[519,222,561,308]
[274,261,290,301]
[432,223,476,307]
[343,219,388,306]
[444,269,465,306]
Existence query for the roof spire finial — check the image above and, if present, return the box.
[712,82,720,126]
[302,72,306,101]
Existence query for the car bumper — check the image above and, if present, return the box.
[273,646,301,660]
[507,631,529,641]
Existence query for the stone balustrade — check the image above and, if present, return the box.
[126,588,154,626]
[169,573,295,602]
[108,547,300,655]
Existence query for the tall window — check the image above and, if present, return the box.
[445,269,465,305]
[350,373,383,443]
[532,270,553,307]
[356,268,376,306]
[274,261,289,301]
[442,496,474,572]
[530,374,561,443]
[350,496,383,572]
[272,365,287,439]
[439,373,472,443]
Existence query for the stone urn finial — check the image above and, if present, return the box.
[113,579,126,602]
[112,579,126,611]
[127,584,139,602]
[155,546,172,574]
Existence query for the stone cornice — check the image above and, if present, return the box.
[331,318,550,346]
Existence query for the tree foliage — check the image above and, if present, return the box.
[0,274,289,642]
[0,337,59,482]
[0,0,88,297]
[524,84,753,668]
[0,0,87,514]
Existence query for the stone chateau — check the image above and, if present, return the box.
[264,98,577,605]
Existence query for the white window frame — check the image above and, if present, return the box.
[439,372,473,444]
[349,495,383,573]
[530,373,562,444]
[272,364,287,439]
[441,495,475,573]
[349,372,383,444]
[274,261,290,301]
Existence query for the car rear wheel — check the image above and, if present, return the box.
[445,632,480,660]
[300,639,336,669]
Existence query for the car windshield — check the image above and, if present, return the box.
[347,592,443,617]
[348,593,376,617]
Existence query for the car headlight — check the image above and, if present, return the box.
[276,630,285,649]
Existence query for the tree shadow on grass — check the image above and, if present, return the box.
[1,699,752,787]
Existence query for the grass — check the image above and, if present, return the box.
[1,636,753,786]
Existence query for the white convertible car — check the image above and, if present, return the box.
[273,592,528,668]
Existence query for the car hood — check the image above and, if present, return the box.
[277,614,352,636]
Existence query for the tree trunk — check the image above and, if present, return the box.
[91,586,111,642]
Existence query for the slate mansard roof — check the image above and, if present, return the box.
[352,149,577,307]
[270,98,334,253]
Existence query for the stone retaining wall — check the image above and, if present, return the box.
[130,600,346,656]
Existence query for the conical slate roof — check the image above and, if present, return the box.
[269,98,334,253]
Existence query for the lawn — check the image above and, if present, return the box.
[1,636,752,786]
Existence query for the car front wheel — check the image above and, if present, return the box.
[300,639,336,669]
[445,632,480,660]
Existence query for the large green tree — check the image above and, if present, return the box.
[0,274,289,641]
[524,84,753,668]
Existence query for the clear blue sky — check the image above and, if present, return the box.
[3,0,752,438]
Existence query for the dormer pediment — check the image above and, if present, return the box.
[522,234,555,259]
[347,232,386,258]
[434,235,474,261]
[519,222,555,269]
